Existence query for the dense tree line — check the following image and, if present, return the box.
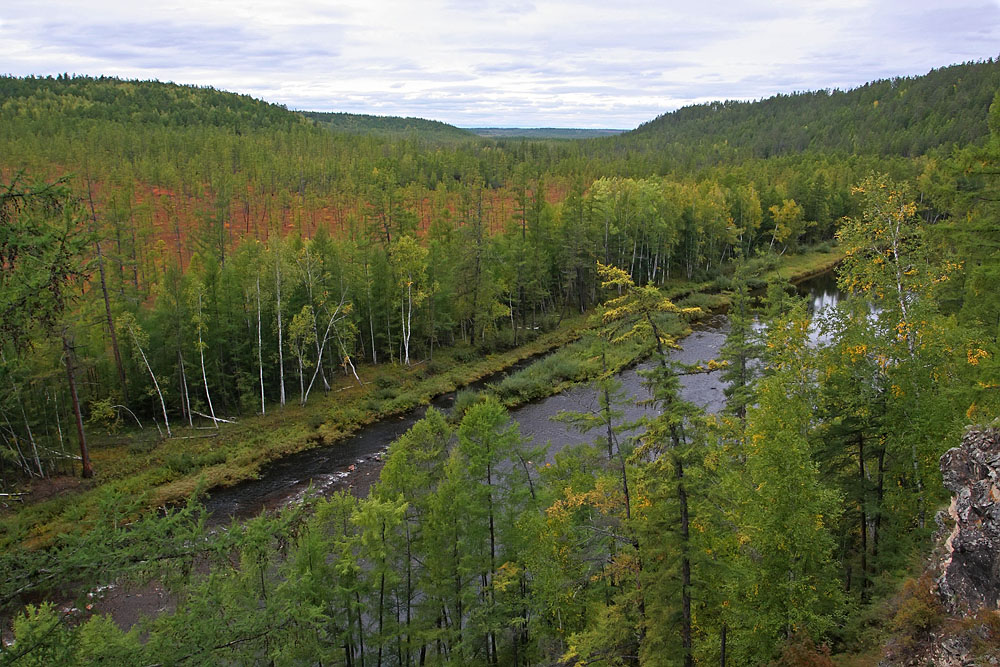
[2,72,1000,664]
[625,59,1000,162]
[302,111,476,141]
[0,74,906,480]
[0,159,866,481]
[5,159,996,661]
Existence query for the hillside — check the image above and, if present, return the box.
[617,59,1000,160]
[301,110,475,141]
[0,75,571,268]
[0,75,301,131]
[3,62,1000,665]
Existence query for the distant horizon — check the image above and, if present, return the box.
[8,57,996,133]
[4,1,997,127]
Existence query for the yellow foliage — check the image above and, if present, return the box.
[967,348,989,366]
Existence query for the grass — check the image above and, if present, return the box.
[0,245,844,550]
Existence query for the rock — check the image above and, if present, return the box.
[937,427,1000,615]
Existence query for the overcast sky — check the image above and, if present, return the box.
[3,1,999,128]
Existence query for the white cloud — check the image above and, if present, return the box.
[2,0,998,127]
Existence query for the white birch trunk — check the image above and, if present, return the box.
[276,251,286,406]
[197,293,218,429]
[127,324,171,437]
[257,274,265,415]
[179,350,193,427]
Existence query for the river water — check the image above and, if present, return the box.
[204,272,842,522]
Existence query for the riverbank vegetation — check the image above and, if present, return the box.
[2,60,1000,663]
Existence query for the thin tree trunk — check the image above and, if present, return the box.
[1,408,34,477]
[87,177,128,403]
[178,350,193,427]
[63,334,92,477]
[276,250,286,406]
[678,454,692,667]
[197,294,219,429]
[366,259,377,365]
[126,324,171,438]
[20,402,43,478]
[257,275,265,415]
[858,434,868,602]
[298,356,305,405]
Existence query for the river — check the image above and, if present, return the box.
[204,272,842,522]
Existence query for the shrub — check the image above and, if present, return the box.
[452,345,478,363]
[164,452,195,475]
[770,632,835,666]
[889,574,945,640]
[450,389,485,420]
[196,450,227,467]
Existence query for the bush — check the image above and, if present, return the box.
[746,253,781,275]
[164,452,195,475]
[889,574,945,640]
[452,345,478,363]
[372,385,398,401]
[770,632,835,666]
[127,438,157,455]
[450,389,486,420]
[712,275,734,292]
[491,350,588,405]
[196,450,227,467]
[374,375,396,389]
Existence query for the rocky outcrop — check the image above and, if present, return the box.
[877,429,1000,666]
[937,427,1000,615]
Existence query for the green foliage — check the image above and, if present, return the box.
[303,110,474,141]
[628,59,1000,161]
[3,62,1000,666]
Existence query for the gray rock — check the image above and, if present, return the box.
[937,427,1000,614]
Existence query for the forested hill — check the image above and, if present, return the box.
[621,59,1000,159]
[302,110,474,141]
[0,75,302,131]
[6,60,1000,666]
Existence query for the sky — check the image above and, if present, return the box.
[3,1,999,128]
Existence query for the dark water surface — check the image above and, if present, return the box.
[203,354,542,522]
[205,273,843,522]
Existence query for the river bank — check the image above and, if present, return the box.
[0,247,843,550]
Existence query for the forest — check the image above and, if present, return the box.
[1,59,1000,664]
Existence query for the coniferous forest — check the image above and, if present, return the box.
[2,60,1000,664]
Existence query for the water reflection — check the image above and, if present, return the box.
[797,271,843,345]
[799,271,842,315]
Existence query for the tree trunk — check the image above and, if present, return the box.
[257,275,265,415]
[858,434,868,602]
[63,334,92,478]
[86,179,129,404]
[178,350,193,427]
[197,294,219,429]
[275,250,286,406]
[126,324,171,438]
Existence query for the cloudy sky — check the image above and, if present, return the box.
[3,1,999,128]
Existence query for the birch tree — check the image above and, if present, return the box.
[118,313,171,438]
[390,235,428,366]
